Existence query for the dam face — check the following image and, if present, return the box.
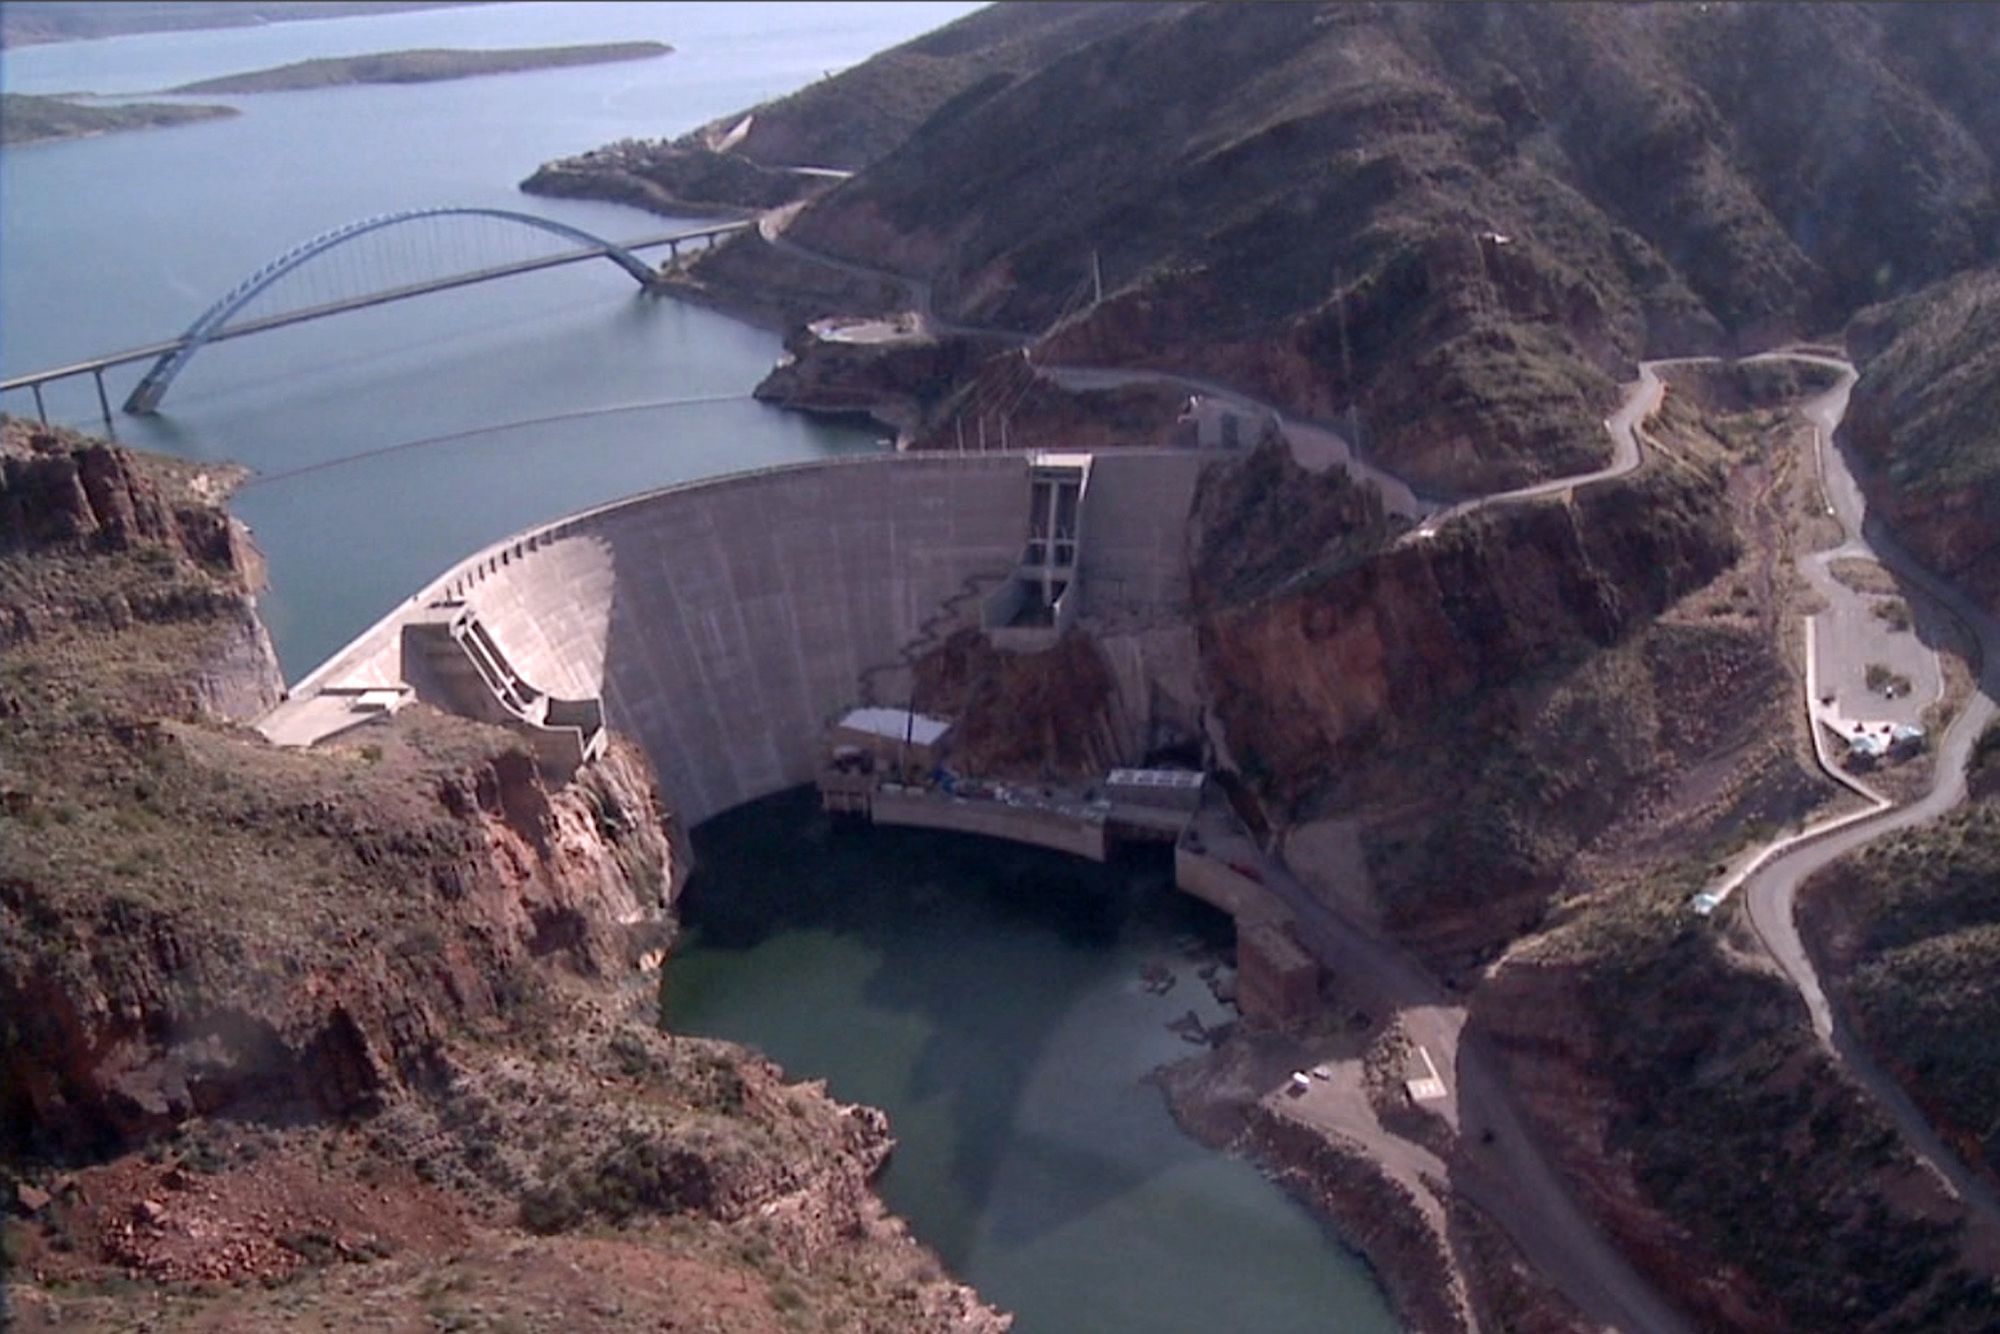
[267,451,1208,826]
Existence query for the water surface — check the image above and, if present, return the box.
[0,1,976,673]
[3,9,1402,1326]
[668,791,1402,1333]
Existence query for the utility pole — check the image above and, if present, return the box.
[900,704,912,781]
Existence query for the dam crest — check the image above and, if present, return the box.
[264,449,1210,824]
[264,446,1328,1025]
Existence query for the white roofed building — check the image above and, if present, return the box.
[830,707,953,773]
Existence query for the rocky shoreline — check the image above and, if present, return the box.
[167,41,672,95]
[520,146,815,221]
[1,93,236,148]
[1150,1021,1593,1334]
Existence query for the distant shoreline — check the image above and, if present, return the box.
[0,92,236,147]
[0,2,488,50]
[165,40,671,95]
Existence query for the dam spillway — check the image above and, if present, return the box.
[264,449,1210,826]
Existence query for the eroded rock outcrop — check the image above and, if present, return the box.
[1475,942,1998,1332]
[1200,463,1734,940]
[1845,263,2000,614]
[753,319,1005,440]
[913,628,1124,781]
[0,428,1005,1332]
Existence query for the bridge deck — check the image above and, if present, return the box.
[0,221,750,396]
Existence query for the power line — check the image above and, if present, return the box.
[244,393,754,487]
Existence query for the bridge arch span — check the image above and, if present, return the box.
[123,207,659,414]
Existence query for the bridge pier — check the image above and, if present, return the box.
[92,369,116,439]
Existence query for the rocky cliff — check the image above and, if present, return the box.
[1199,457,1739,949]
[0,423,1003,1332]
[0,423,281,721]
[1845,263,2000,613]
[752,319,1010,439]
[1477,926,1999,1332]
[912,628,1124,781]
[1798,774,2000,1190]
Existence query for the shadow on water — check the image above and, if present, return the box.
[666,788,1233,1264]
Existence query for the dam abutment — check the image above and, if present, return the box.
[263,444,1324,1025]
[266,449,1210,821]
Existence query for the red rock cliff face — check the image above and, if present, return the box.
[913,628,1123,780]
[0,429,1008,1330]
[0,731,676,1155]
[0,425,282,721]
[5,435,201,559]
[1202,467,1734,816]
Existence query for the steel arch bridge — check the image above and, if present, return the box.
[122,207,659,414]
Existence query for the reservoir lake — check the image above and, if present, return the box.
[0,6,1399,1329]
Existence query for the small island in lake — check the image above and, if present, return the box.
[167,40,671,94]
[0,92,237,146]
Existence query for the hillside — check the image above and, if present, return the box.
[169,42,671,95]
[921,355,2000,1326]
[523,4,1158,208]
[0,92,235,147]
[1845,263,2000,610]
[0,421,1001,1332]
[1800,735,2000,1193]
[544,1,2000,494]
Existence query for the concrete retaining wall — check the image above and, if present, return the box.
[1078,451,1204,620]
[871,788,1109,861]
[1175,847,1286,920]
[270,450,1206,826]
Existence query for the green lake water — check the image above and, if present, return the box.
[3,7,1401,1325]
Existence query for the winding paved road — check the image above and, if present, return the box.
[742,220,1700,1326]
[1246,838,1697,1334]
[1726,355,2000,1235]
[1090,353,2000,1316]
[727,212,2000,1322]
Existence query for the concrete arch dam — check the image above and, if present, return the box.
[263,450,1208,828]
